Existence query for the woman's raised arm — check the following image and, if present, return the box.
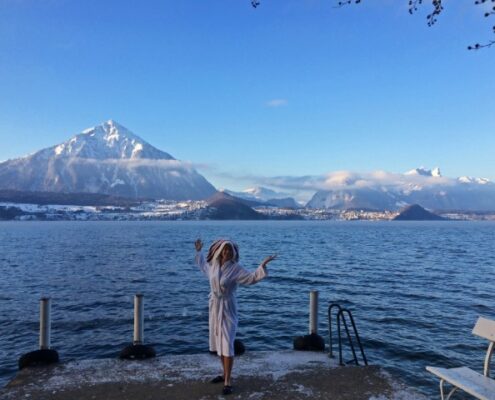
[261,255,277,269]
[235,254,276,285]
[194,239,209,277]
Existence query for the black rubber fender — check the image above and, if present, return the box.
[234,339,245,356]
[119,344,156,360]
[293,333,325,351]
[18,349,59,370]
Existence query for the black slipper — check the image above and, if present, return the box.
[210,375,224,384]
[222,385,233,395]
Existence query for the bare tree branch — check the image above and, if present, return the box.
[250,0,495,50]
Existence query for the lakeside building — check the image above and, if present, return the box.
[1,200,494,221]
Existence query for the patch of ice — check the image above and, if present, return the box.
[292,383,313,396]
[29,351,338,392]
[377,369,428,400]
[246,392,265,399]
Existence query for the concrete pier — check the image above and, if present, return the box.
[0,351,425,400]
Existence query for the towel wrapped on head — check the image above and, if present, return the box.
[207,239,239,264]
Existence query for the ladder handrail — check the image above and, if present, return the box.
[328,303,342,358]
[328,303,368,366]
[344,309,367,366]
[338,309,359,365]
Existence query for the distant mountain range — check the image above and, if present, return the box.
[0,121,217,200]
[1,122,493,212]
[306,167,495,211]
[223,187,301,209]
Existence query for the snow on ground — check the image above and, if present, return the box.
[33,351,338,390]
[1,351,427,399]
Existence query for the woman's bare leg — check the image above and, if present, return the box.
[223,356,234,386]
[220,355,225,377]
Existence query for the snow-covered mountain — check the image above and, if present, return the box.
[0,120,217,200]
[223,186,301,208]
[224,186,291,202]
[307,187,399,210]
[306,167,495,211]
[242,187,290,201]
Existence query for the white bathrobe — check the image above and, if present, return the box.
[195,249,267,357]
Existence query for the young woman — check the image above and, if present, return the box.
[194,238,276,395]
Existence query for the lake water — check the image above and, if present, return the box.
[0,221,494,396]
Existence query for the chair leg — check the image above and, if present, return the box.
[440,379,445,400]
[439,379,458,400]
[445,387,458,400]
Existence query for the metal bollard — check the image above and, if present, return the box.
[18,297,59,369]
[309,290,318,335]
[119,293,155,360]
[293,290,325,351]
[133,294,144,345]
[39,297,51,350]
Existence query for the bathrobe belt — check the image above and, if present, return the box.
[210,291,225,337]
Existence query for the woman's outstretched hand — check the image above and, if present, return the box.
[195,239,203,251]
[261,254,277,269]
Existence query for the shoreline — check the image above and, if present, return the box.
[3,200,495,221]
[0,351,425,400]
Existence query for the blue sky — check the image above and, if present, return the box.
[0,0,494,192]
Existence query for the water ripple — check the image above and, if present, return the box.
[0,220,494,398]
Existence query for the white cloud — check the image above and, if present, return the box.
[210,168,482,203]
[261,170,456,192]
[66,157,203,172]
[266,99,288,107]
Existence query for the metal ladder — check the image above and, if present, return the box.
[328,303,368,366]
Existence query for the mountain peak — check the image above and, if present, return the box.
[81,120,139,141]
[52,121,173,161]
[105,119,119,126]
[393,204,445,221]
[243,186,279,198]
[0,121,217,200]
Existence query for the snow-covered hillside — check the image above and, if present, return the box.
[224,186,290,201]
[306,167,495,211]
[0,120,217,200]
[223,186,301,208]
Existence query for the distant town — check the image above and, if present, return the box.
[1,199,494,222]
